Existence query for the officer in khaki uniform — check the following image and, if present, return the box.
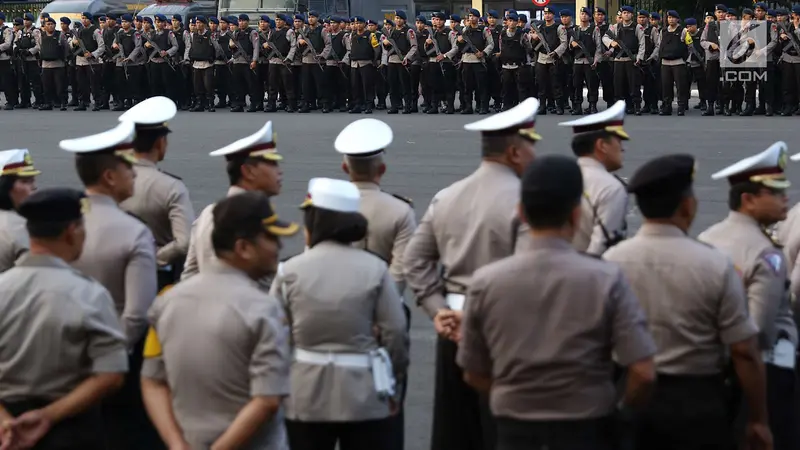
[0,188,128,450]
[0,149,39,272]
[335,118,416,292]
[182,121,288,289]
[58,120,162,450]
[118,97,195,291]
[141,192,297,450]
[457,154,657,450]
[777,150,800,302]
[271,178,408,450]
[604,154,770,450]
[699,142,797,450]
[403,98,539,450]
[560,100,629,255]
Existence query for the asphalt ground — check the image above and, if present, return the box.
[0,107,798,449]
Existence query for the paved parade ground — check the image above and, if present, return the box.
[2,109,799,448]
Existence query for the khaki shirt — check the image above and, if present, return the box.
[0,254,128,401]
[404,162,530,319]
[119,158,195,266]
[699,211,798,350]
[351,181,416,290]
[72,194,158,347]
[270,241,408,422]
[777,203,800,299]
[456,236,656,421]
[573,157,628,255]
[604,223,758,375]
[182,186,244,281]
[142,261,289,450]
[0,209,28,272]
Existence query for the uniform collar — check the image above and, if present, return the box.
[227,185,248,197]
[637,222,687,237]
[87,193,119,207]
[351,181,380,191]
[209,259,257,281]
[478,160,518,178]
[15,253,76,271]
[133,157,157,168]
[528,235,576,252]
[727,210,762,229]
[578,156,606,170]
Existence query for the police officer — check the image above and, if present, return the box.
[184,15,216,112]
[457,8,494,115]
[265,14,297,113]
[14,13,42,109]
[182,121,290,286]
[381,10,418,114]
[272,177,408,450]
[560,100,629,255]
[71,12,105,111]
[605,154,771,450]
[404,98,539,450]
[602,6,646,114]
[0,187,128,450]
[348,16,380,114]
[112,14,144,111]
[145,15,179,101]
[60,17,80,107]
[297,11,327,113]
[778,6,800,116]
[58,121,161,450]
[700,4,728,116]
[700,142,797,450]
[424,12,458,114]
[0,14,17,110]
[570,7,598,114]
[685,18,708,111]
[37,17,69,111]
[0,149,39,272]
[639,10,659,114]
[141,192,296,449]
[485,10,503,112]
[118,97,194,292]
[210,16,231,108]
[457,154,657,450]
[531,7,568,115]
[229,14,260,112]
[322,16,349,112]
[651,10,691,115]
[498,12,532,110]
[592,7,616,109]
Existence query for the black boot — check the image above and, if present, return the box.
[765,104,773,117]
[702,104,715,116]
[659,104,672,115]
[634,102,641,116]
[74,103,87,111]
[677,104,685,116]
[588,102,598,114]
[298,102,311,113]
[739,103,755,116]
[754,102,766,115]
[641,103,652,114]
[445,101,455,114]
[538,104,547,116]
[285,100,296,113]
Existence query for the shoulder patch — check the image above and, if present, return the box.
[390,192,413,206]
[762,251,784,275]
[160,169,182,180]
[143,326,162,358]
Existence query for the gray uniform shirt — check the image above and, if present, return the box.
[573,157,628,255]
[604,223,758,375]
[270,241,408,422]
[602,22,647,61]
[119,158,194,267]
[777,203,800,298]
[72,193,158,347]
[404,161,530,319]
[0,209,28,272]
[0,253,128,402]
[142,261,289,450]
[351,182,416,290]
[699,211,798,350]
[457,236,656,421]
[0,26,12,61]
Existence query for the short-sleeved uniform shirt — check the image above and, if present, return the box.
[0,209,29,273]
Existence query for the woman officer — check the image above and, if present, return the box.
[0,149,39,272]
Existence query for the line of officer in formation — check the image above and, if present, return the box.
[0,95,797,450]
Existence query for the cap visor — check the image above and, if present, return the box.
[519,128,542,142]
[763,179,791,189]
[115,150,138,164]
[266,220,299,236]
[17,169,41,177]
[260,152,283,162]
[606,125,630,140]
[299,197,312,209]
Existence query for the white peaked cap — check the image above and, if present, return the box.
[117,96,177,130]
[712,141,790,189]
[210,121,282,161]
[335,119,393,156]
[58,121,137,163]
[0,149,40,177]
[558,100,629,140]
[464,97,542,141]
[299,178,361,213]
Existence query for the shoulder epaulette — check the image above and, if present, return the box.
[613,174,628,186]
[389,192,413,206]
[160,169,183,180]
[364,248,390,264]
[126,211,147,224]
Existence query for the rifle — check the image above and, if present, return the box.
[115,29,129,80]
[604,27,655,78]
[572,26,595,65]
[211,31,233,73]
[297,28,324,70]
[458,27,487,68]
[143,31,176,71]
[776,22,800,61]
[725,21,761,64]
[228,30,259,75]
[324,30,348,77]
[262,31,293,74]
[424,26,446,75]
[687,37,707,70]
[73,34,97,74]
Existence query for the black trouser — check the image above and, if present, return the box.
[214,63,230,104]
[286,418,393,450]
[429,61,456,106]
[325,64,349,108]
[773,60,784,111]
[487,57,502,106]
[18,59,42,106]
[766,364,797,450]
[192,66,214,106]
[642,60,660,106]
[147,62,173,97]
[536,61,561,103]
[689,64,706,103]
[634,374,735,450]
[374,64,388,106]
[176,64,191,106]
[76,63,102,105]
[0,59,16,105]
[661,63,689,108]
[781,62,800,110]
[431,336,495,450]
[102,61,115,103]
[231,63,260,107]
[501,67,526,108]
[408,64,421,109]
[65,62,78,103]
[462,62,488,110]
[302,62,326,107]
[268,63,295,106]
[115,64,142,102]
[705,59,722,104]
[257,62,269,101]
[496,416,614,450]
[388,62,410,109]
[755,62,776,107]
[351,63,375,110]
[596,60,615,103]
[613,60,642,103]
[1,399,105,450]
[102,336,165,450]
[41,66,65,106]
[559,61,573,104]
[573,63,599,106]
[419,62,431,107]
